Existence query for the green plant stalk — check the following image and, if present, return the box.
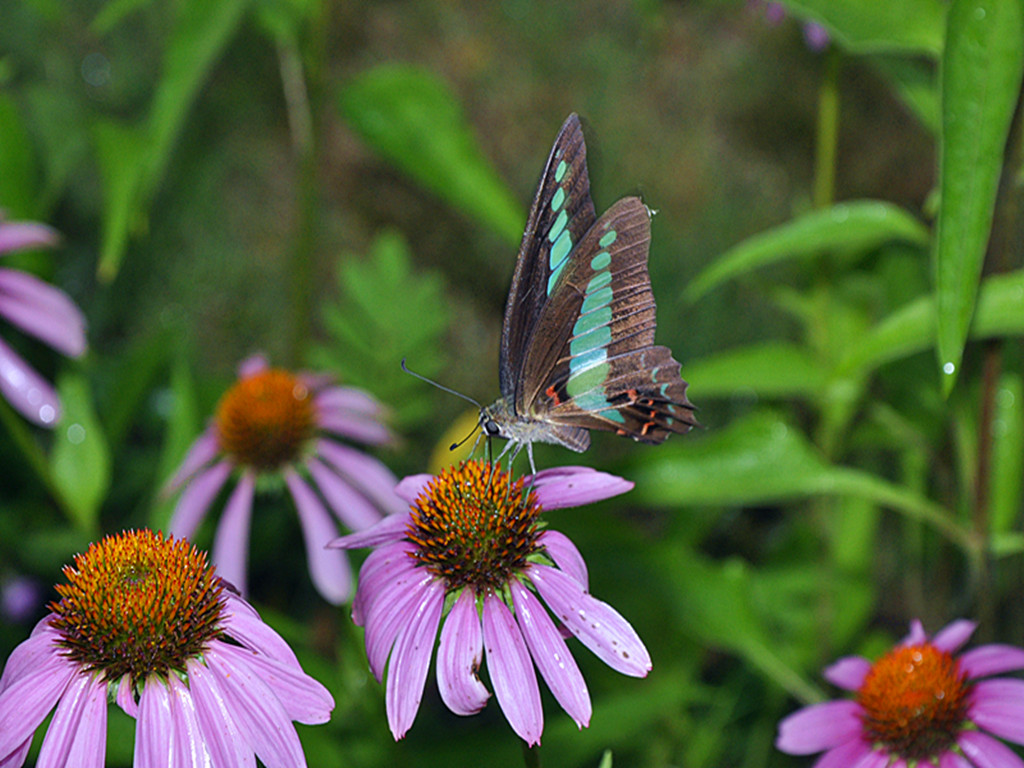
[813,49,841,211]
[521,740,541,768]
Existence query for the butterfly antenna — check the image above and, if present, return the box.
[449,423,481,453]
[400,359,482,408]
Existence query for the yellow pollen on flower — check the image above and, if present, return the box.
[407,460,543,592]
[857,643,971,761]
[49,530,225,685]
[215,368,315,469]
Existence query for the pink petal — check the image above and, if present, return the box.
[205,647,308,767]
[185,659,255,768]
[318,410,392,445]
[0,222,58,254]
[823,656,871,691]
[0,269,86,357]
[35,672,106,768]
[511,581,590,729]
[394,474,432,504]
[774,699,864,754]
[116,675,138,717]
[961,645,1024,679]
[538,531,588,589]
[163,430,220,496]
[167,460,232,540]
[970,679,1024,744]
[939,750,976,768]
[0,647,76,757]
[0,737,32,768]
[0,336,60,426]
[365,570,439,682]
[482,592,543,746]
[212,642,333,725]
[384,581,445,740]
[958,729,1024,768]
[134,676,175,768]
[315,439,407,516]
[0,624,60,691]
[528,467,633,510]
[212,471,255,596]
[932,619,976,653]
[166,674,212,768]
[436,589,489,716]
[314,386,385,419]
[526,564,650,677]
[811,738,875,768]
[901,619,927,646]
[237,355,268,378]
[285,469,352,605]
[350,540,417,626]
[307,458,383,531]
[327,512,410,551]
[220,593,301,669]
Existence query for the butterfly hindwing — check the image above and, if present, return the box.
[499,114,597,405]
[519,196,697,443]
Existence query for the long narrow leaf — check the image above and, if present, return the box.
[780,0,946,55]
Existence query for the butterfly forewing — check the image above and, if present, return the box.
[499,114,597,405]
[520,196,697,443]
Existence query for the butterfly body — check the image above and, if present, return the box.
[484,113,697,470]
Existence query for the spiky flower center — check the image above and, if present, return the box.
[407,461,543,592]
[216,368,315,469]
[49,530,224,685]
[857,643,971,761]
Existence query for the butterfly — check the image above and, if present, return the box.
[480,113,697,472]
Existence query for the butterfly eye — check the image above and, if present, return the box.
[484,419,501,437]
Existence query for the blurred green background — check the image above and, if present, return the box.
[3,0,1024,766]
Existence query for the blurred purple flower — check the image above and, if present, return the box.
[165,354,406,605]
[0,530,333,767]
[0,576,44,624]
[0,215,86,427]
[329,460,647,745]
[749,0,830,51]
[777,619,1024,767]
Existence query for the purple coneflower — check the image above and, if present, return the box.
[0,529,333,767]
[165,355,406,605]
[328,459,650,745]
[0,214,86,426]
[777,618,1024,767]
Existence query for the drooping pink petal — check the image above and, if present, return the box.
[437,589,489,716]
[970,680,1024,744]
[537,530,588,589]
[394,474,432,504]
[958,729,1024,768]
[0,737,32,768]
[307,457,383,531]
[854,750,893,768]
[511,580,591,729]
[0,648,76,756]
[0,222,58,253]
[116,675,138,717]
[316,439,408,516]
[351,540,418,627]
[285,469,352,605]
[823,656,871,691]
[205,647,308,768]
[365,570,439,682]
[167,460,232,540]
[0,269,86,357]
[327,512,410,551]
[526,564,651,677]
[237,355,268,379]
[212,471,255,596]
[314,386,385,419]
[961,645,1024,679]
[220,594,300,669]
[35,671,104,768]
[384,581,445,740]
[528,467,633,510]
[163,430,220,496]
[213,642,333,725]
[134,676,175,768]
[61,675,108,768]
[166,673,212,768]
[0,625,60,691]
[900,619,927,647]
[810,737,874,768]
[0,336,60,426]
[185,659,255,768]
[931,619,976,653]
[482,592,543,746]
[318,410,392,445]
[938,749,976,768]
[774,699,864,754]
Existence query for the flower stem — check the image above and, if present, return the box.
[521,740,541,768]
[0,397,70,521]
[813,48,841,210]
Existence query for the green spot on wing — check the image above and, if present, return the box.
[590,250,611,270]
[599,230,617,248]
[581,285,613,313]
[554,160,568,183]
[600,407,626,424]
[548,209,568,244]
[587,271,612,292]
[570,325,612,357]
[573,305,612,335]
[567,359,609,397]
[550,229,573,270]
[551,187,566,212]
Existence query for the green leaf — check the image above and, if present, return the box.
[94,119,149,283]
[869,55,940,135]
[50,372,111,534]
[0,93,40,218]
[631,410,970,548]
[934,0,1024,393]
[686,201,929,301]
[990,372,1024,534]
[338,64,524,244]
[780,0,946,55]
[151,354,201,531]
[684,342,826,399]
[843,269,1024,374]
